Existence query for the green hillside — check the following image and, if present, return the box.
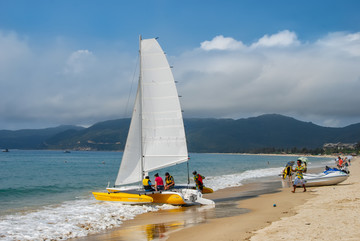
[1,114,359,152]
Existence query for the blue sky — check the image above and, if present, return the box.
[1,0,360,129]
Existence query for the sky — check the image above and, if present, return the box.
[1,0,360,130]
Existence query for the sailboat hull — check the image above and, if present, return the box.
[92,192,153,204]
[148,192,187,205]
[96,189,214,206]
[93,191,186,205]
[203,187,214,194]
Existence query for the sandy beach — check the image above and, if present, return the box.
[251,156,359,241]
[73,156,358,241]
[170,156,359,241]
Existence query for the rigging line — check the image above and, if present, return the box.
[108,54,140,186]
[124,54,140,118]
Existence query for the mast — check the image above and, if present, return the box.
[139,35,145,182]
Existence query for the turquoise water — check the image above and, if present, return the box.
[0,150,332,240]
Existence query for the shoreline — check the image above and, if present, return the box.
[73,179,284,241]
[250,156,359,240]
[72,155,338,241]
[170,156,358,241]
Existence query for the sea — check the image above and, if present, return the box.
[0,150,334,240]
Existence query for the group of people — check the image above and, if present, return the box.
[336,156,351,168]
[142,170,206,192]
[142,172,175,191]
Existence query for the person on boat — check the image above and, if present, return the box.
[192,171,205,193]
[164,172,175,190]
[154,173,164,191]
[292,160,306,193]
[143,176,155,191]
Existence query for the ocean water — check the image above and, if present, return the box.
[0,150,333,240]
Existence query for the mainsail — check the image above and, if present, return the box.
[115,38,188,185]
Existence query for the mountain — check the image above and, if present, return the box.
[43,119,130,151]
[1,114,359,152]
[0,125,85,149]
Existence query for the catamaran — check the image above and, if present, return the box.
[92,36,214,205]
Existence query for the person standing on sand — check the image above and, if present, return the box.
[192,171,205,193]
[292,160,306,193]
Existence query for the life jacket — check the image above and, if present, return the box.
[194,174,203,185]
[165,175,174,184]
[142,178,151,187]
[283,166,291,179]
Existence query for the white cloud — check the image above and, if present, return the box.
[251,30,300,48]
[1,29,360,129]
[200,35,245,51]
[316,32,360,56]
[64,49,96,74]
[0,31,136,129]
[174,31,360,127]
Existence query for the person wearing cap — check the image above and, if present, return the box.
[291,160,306,193]
[164,172,175,190]
[142,176,154,191]
[193,171,205,193]
[154,173,164,191]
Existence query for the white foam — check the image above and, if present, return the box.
[204,167,283,191]
[0,198,178,241]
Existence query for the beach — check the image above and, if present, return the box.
[251,156,360,241]
[73,156,358,241]
[1,152,353,240]
[170,157,359,241]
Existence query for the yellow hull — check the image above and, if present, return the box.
[147,193,187,205]
[92,192,153,204]
[93,191,187,205]
[203,187,213,194]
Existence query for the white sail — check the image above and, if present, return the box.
[115,83,142,185]
[115,38,188,185]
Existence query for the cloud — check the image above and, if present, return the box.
[251,30,300,48]
[0,30,136,129]
[315,32,360,56]
[200,35,245,51]
[1,29,360,129]
[64,50,96,74]
[174,31,360,127]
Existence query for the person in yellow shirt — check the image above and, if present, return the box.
[143,176,155,191]
[164,172,175,190]
[292,160,306,193]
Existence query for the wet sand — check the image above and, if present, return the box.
[73,158,352,241]
[73,179,283,241]
[251,157,359,240]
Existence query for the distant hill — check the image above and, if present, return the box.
[43,119,130,151]
[0,125,85,149]
[1,114,359,152]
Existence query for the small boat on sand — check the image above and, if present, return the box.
[92,37,214,206]
[295,169,349,187]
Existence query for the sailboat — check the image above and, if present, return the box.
[92,37,214,206]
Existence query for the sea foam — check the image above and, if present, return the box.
[0,198,177,241]
[204,167,284,191]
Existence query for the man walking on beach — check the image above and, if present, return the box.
[193,171,205,193]
[292,160,306,193]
